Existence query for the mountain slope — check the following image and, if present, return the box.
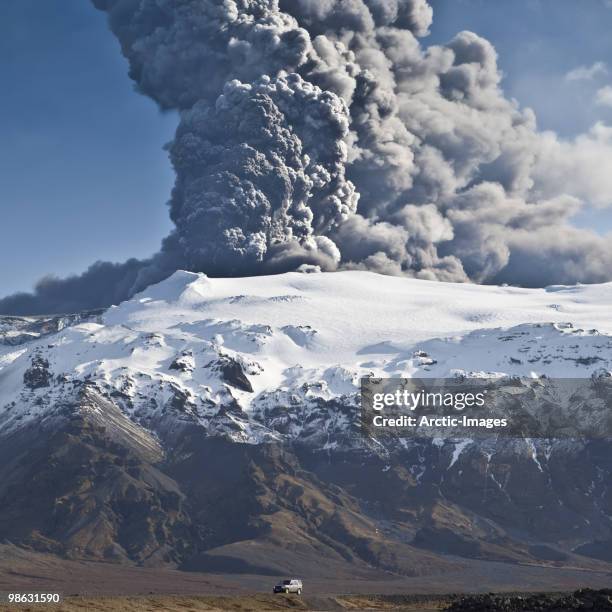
[2,270,612,576]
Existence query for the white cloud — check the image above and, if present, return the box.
[565,61,608,82]
[596,85,612,107]
[533,122,612,208]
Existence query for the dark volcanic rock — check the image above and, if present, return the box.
[167,385,194,413]
[23,355,52,389]
[208,355,253,392]
[446,588,612,611]
[169,352,194,373]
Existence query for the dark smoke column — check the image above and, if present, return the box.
[88,0,456,279]
[91,0,360,277]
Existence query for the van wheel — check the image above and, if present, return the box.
[297,589,302,595]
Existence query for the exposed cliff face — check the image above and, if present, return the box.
[0,311,103,346]
[2,271,612,575]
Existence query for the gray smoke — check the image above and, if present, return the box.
[3,0,612,314]
[166,73,357,274]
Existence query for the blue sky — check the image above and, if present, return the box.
[0,1,176,295]
[1,0,612,294]
[429,0,612,137]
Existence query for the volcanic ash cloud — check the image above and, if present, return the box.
[4,0,612,314]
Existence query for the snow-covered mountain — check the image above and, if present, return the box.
[2,270,612,575]
[3,270,612,444]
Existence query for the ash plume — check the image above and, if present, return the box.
[3,0,612,314]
